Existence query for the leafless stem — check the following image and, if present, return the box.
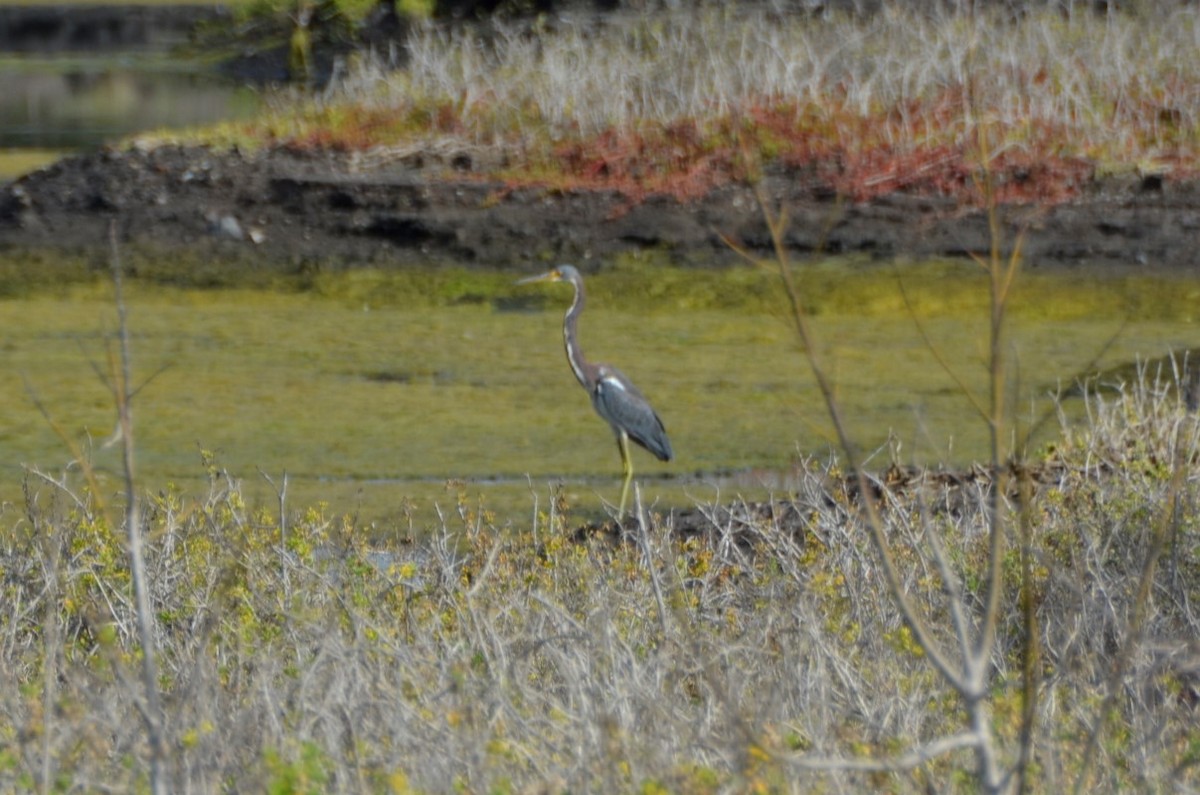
[787,731,981,773]
[108,224,168,795]
[35,516,61,795]
[745,188,962,693]
[632,484,670,640]
[260,469,291,604]
[730,104,1039,791]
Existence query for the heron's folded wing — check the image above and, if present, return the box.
[591,369,673,462]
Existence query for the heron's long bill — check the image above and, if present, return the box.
[515,270,562,285]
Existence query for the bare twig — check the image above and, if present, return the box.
[108,224,168,795]
[744,187,963,693]
[786,731,981,773]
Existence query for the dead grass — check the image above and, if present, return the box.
[2,364,1198,792]
[191,4,1200,204]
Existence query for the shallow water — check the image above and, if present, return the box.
[0,52,260,184]
[0,55,258,149]
[2,263,1198,531]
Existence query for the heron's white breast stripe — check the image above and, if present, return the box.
[564,342,588,387]
[597,371,627,392]
[563,290,588,387]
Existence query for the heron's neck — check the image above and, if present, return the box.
[563,280,592,388]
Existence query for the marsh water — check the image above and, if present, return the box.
[0,56,259,151]
[3,263,1199,531]
[0,13,260,178]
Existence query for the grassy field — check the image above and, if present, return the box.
[4,259,1198,530]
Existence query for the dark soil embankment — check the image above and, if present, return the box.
[2,145,1199,274]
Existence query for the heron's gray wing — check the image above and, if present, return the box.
[591,367,673,461]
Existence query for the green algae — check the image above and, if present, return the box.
[2,258,1198,529]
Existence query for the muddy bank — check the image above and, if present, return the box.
[2,144,1200,274]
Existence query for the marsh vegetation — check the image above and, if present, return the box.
[4,346,1200,792]
[4,259,1198,527]
[4,246,1200,791]
[206,1,1199,202]
[3,1,1200,792]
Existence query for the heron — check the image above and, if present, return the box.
[517,264,673,520]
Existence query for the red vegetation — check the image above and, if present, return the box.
[277,90,1190,208]
[525,96,1102,207]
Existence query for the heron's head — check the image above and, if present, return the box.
[515,264,581,286]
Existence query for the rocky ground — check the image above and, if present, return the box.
[2,143,1199,276]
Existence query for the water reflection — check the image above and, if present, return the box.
[0,58,260,150]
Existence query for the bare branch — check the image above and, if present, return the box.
[785,731,981,773]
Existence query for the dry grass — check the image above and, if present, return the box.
[2,364,1198,792]
[222,3,1200,201]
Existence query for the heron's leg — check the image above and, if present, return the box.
[617,431,633,520]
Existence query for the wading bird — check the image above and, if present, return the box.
[517,265,673,520]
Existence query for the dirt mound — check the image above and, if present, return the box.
[2,144,1199,274]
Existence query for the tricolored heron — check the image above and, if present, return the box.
[517,265,673,519]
